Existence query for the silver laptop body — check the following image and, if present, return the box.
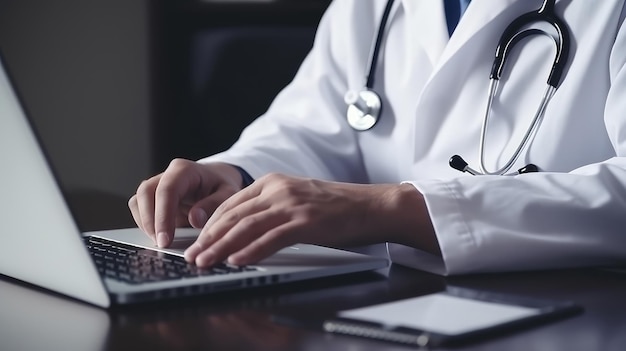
[0,54,389,307]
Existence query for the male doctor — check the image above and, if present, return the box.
[129,0,626,275]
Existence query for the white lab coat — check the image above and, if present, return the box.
[200,0,626,275]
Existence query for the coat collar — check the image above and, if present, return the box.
[400,0,520,71]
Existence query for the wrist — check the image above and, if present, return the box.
[374,183,440,255]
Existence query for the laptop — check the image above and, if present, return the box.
[0,54,389,308]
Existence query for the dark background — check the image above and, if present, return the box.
[0,0,331,231]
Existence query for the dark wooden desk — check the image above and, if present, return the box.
[1,265,625,350]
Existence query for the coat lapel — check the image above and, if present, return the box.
[419,0,521,75]
[400,0,449,67]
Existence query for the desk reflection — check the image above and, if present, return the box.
[0,278,109,351]
[101,266,442,351]
[1,266,625,351]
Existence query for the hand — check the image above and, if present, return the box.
[184,173,438,267]
[128,159,243,247]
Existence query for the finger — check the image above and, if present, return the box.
[132,190,190,235]
[193,208,284,267]
[186,187,235,229]
[129,194,174,235]
[134,175,161,242]
[227,221,302,266]
[203,180,263,230]
[127,195,143,232]
[183,186,261,261]
[154,159,204,247]
[175,202,193,228]
[184,194,271,266]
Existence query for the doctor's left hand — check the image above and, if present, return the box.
[184,173,439,267]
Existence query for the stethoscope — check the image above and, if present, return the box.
[344,0,570,175]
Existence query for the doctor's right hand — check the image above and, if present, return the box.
[128,159,244,248]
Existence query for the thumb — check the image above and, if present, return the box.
[188,188,236,229]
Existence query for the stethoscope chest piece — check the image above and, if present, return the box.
[345,89,382,131]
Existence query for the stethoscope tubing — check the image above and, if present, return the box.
[364,0,396,90]
[477,81,556,175]
[474,0,570,175]
[491,0,570,88]
[345,0,571,176]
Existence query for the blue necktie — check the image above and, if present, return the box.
[444,0,471,36]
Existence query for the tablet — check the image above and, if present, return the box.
[319,287,582,347]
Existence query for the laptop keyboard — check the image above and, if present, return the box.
[84,236,258,284]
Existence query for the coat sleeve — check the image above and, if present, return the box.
[390,20,626,275]
[197,1,369,184]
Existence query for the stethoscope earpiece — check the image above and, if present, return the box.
[517,164,539,174]
[450,155,539,176]
[449,155,479,175]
